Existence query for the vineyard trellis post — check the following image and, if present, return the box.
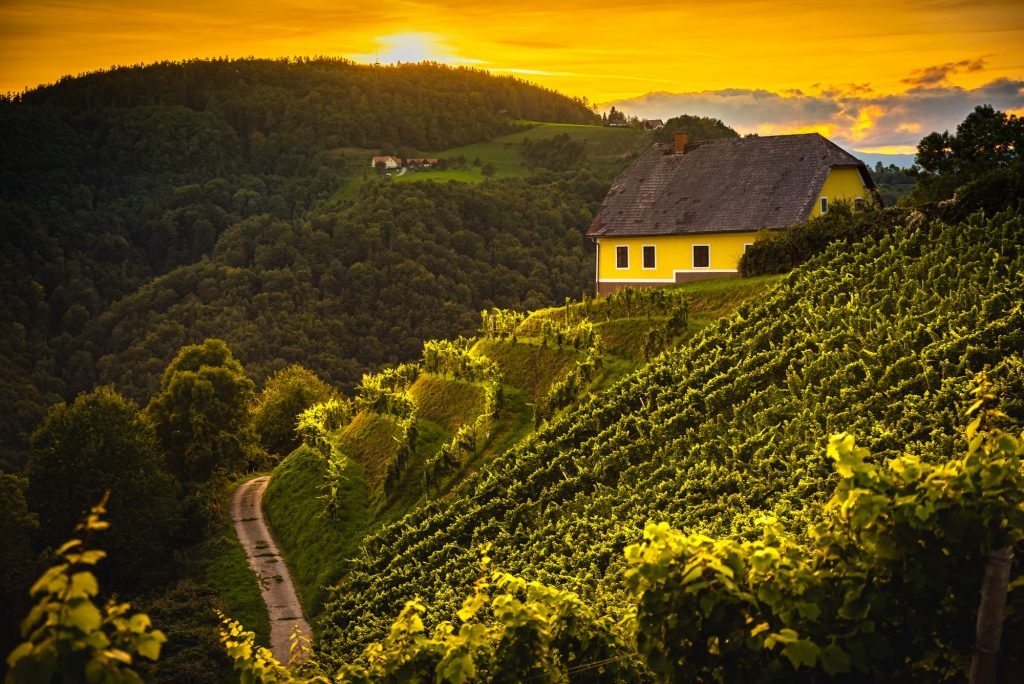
[968,545,1014,684]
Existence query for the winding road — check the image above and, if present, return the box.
[231,476,312,664]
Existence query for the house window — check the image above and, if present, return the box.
[744,243,753,253]
[692,244,710,269]
[820,197,829,213]
[616,245,629,269]
[642,245,656,269]
[854,197,864,210]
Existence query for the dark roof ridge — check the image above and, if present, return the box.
[587,132,875,238]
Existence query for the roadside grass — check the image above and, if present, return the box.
[263,448,372,618]
[202,479,271,645]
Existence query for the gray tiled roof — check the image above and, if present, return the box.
[587,133,874,237]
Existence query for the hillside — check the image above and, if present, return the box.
[312,209,1024,669]
[392,122,651,184]
[0,58,600,470]
[262,275,780,618]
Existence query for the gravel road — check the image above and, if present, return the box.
[231,476,312,664]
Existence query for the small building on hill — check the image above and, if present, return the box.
[404,158,440,169]
[371,155,401,170]
[642,119,665,130]
[586,132,876,295]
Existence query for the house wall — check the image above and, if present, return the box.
[595,231,756,294]
[810,167,868,217]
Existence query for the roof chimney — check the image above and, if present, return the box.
[674,132,688,154]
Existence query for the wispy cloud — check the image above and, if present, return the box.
[603,71,1024,153]
[902,58,987,86]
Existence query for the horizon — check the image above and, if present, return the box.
[3,1,1022,154]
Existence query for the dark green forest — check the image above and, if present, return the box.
[0,58,602,472]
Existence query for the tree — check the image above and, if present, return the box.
[910,105,1024,213]
[916,105,1023,176]
[652,114,739,143]
[252,364,338,457]
[5,495,167,684]
[146,339,258,483]
[26,387,181,590]
[0,474,39,659]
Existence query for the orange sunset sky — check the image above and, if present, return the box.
[2,1,1023,153]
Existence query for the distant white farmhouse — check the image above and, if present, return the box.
[371,155,401,170]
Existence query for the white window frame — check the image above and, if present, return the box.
[743,242,753,253]
[854,196,864,210]
[820,197,829,214]
[692,244,710,269]
[642,244,656,270]
[615,245,629,270]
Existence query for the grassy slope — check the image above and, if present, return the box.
[410,375,486,432]
[263,448,372,616]
[263,275,781,623]
[473,338,580,402]
[316,213,1024,662]
[394,123,649,184]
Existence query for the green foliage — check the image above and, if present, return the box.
[914,105,1023,177]
[138,580,230,684]
[317,209,1024,664]
[909,105,1024,218]
[0,59,599,470]
[738,204,908,277]
[422,339,500,383]
[625,398,1024,681]
[521,133,587,172]
[297,398,355,459]
[0,474,40,658]
[534,342,604,426]
[146,338,259,483]
[6,495,167,684]
[26,386,181,590]
[472,339,580,403]
[253,365,339,458]
[225,388,1023,682]
[868,161,916,206]
[650,115,739,144]
[479,309,526,341]
[219,550,639,683]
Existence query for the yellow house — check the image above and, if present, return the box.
[586,133,877,295]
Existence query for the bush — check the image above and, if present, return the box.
[252,365,339,458]
[739,204,911,277]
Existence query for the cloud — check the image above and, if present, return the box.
[902,58,986,86]
[602,75,1024,153]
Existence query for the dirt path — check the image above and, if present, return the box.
[231,476,312,664]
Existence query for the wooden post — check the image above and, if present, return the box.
[969,545,1014,684]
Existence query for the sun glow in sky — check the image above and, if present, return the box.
[2,1,1023,152]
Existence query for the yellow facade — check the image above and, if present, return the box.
[596,231,756,284]
[595,167,869,291]
[810,167,868,218]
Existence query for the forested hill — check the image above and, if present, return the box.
[9,58,596,149]
[317,208,1024,671]
[0,58,601,470]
